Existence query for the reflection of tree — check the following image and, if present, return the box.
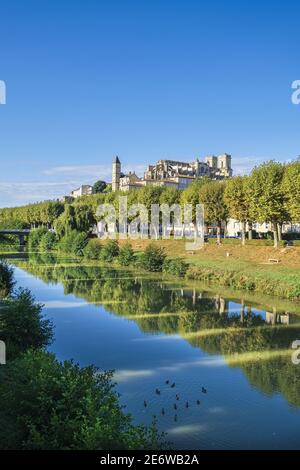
[13,254,300,408]
[241,357,300,407]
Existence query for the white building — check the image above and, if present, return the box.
[70,185,93,199]
[226,219,300,237]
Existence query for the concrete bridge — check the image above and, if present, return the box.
[0,229,31,246]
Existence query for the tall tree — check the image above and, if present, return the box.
[199,181,229,244]
[246,161,286,247]
[282,159,300,223]
[224,176,251,245]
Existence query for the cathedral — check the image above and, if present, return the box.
[112,154,232,192]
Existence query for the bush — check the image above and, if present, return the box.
[28,227,48,251]
[0,262,14,297]
[118,243,135,266]
[100,240,119,262]
[139,243,166,272]
[39,231,57,252]
[162,258,188,277]
[58,230,88,256]
[0,288,53,359]
[0,350,165,450]
[83,239,102,260]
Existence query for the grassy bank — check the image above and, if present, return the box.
[3,234,300,301]
[117,239,300,300]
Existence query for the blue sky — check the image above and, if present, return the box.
[0,0,299,207]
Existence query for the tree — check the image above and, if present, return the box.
[224,176,251,245]
[93,180,107,194]
[282,159,300,223]
[0,288,53,359]
[0,350,164,450]
[199,181,229,244]
[246,161,286,247]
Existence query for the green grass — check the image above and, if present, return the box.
[186,257,300,300]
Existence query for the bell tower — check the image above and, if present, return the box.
[112,156,121,192]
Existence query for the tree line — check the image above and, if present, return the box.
[0,159,299,248]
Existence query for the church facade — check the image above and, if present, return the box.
[112,154,232,192]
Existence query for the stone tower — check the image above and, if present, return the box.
[112,156,121,192]
[218,154,232,177]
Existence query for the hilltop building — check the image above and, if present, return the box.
[70,184,93,199]
[112,154,232,192]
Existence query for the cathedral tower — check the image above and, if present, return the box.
[112,156,121,192]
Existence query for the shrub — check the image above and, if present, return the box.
[0,262,14,297]
[139,243,166,272]
[58,230,88,256]
[0,350,165,450]
[100,240,119,262]
[118,243,135,266]
[28,227,48,251]
[162,258,188,277]
[0,288,53,359]
[39,231,57,252]
[83,239,102,259]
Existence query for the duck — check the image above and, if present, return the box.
[161,408,165,416]
[174,403,177,410]
[176,394,180,401]
[165,380,169,385]
[196,400,201,405]
[174,414,178,422]
[201,387,207,394]
[155,388,161,395]
[143,400,147,407]
[171,382,176,388]
[185,401,189,408]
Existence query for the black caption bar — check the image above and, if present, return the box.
[0,450,299,466]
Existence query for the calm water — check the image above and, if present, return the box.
[6,254,300,449]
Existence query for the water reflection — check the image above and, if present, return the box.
[5,253,300,449]
[9,253,300,408]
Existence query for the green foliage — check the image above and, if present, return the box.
[39,231,57,252]
[0,262,15,297]
[180,177,210,222]
[139,243,166,272]
[246,161,286,246]
[83,239,102,259]
[0,288,53,360]
[28,227,48,251]
[100,240,119,262]
[93,180,107,194]
[0,350,165,450]
[282,160,300,222]
[200,181,228,243]
[54,205,77,238]
[118,243,135,266]
[58,230,88,256]
[162,257,188,277]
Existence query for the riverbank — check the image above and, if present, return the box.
[117,239,300,300]
[2,237,300,300]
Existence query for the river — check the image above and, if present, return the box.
[5,253,300,449]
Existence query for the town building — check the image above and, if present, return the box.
[70,184,93,199]
[112,154,232,192]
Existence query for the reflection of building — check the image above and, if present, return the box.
[112,154,232,192]
[70,185,93,198]
[266,310,291,325]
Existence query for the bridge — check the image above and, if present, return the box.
[0,229,31,246]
